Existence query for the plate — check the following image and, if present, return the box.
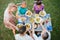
[35,17,40,23]
[25,10,32,17]
[16,24,23,28]
[25,23,31,30]
[35,14,39,17]
[39,10,46,17]
[35,17,43,23]
[30,17,35,23]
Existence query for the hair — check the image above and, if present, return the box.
[36,1,42,5]
[42,32,49,40]
[19,25,26,34]
[34,0,41,1]
[17,1,26,6]
[35,23,38,26]
[4,3,17,14]
[34,23,38,29]
[37,0,41,1]
[42,22,45,25]
[21,1,26,5]
[7,3,17,8]
[35,31,42,36]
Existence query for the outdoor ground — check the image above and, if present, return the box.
[0,0,60,40]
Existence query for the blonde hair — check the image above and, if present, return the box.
[16,3,21,6]
[16,1,26,6]
[7,3,16,8]
[4,3,16,14]
[21,1,26,5]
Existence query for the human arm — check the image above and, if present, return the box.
[16,11,21,19]
[29,23,38,40]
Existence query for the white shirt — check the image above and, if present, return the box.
[46,31,51,40]
[38,36,43,40]
[33,34,43,40]
[4,9,10,21]
[4,8,14,22]
[15,34,33,40]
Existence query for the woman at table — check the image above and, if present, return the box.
[4,3,18,34]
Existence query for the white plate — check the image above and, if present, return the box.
[25,10,32,17]
[39,10,46,17]
[25,23,31,29]
[35,17,43,23]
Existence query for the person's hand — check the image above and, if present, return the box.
[12,28,16,35]
[15,26,19,31]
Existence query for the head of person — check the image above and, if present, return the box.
[18,25,26,34]
[42,32,49,40]
[36,1,42,5]
[21,1,27,8]
[37,0,41,1]
[8,3,17,12]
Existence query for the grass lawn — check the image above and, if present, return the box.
[0,0,60,40]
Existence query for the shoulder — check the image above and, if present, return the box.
[47,31,51,37]
[46,31,51,40]
[17,6,21,8]
[15,34,20,37]
[25,34,33,40]
[4,9,9,17]
[34,4,36,7]
[41,4,44,7]
[25,34,30,37]
[4,9,8,14]
[46,31,50,35]
[17,6,21,10]
[14,34,21,40]
[39,36,43,40]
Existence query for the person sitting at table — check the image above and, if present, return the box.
[14,25,34,40]
[4,3,18,34]
[31,22,51,40]
[16,1,28,24]
[33,1,44,14]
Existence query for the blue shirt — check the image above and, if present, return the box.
[17,6,28,24]
[18,6,28,16]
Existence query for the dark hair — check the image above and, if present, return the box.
[34,0,41,1]
[37,0,41,1]
[34,23,38,29]
[19,25,26,34]
[42,32,49,40]
[36,1,42,5]
[35,23,38,25]
[42,22,45,25]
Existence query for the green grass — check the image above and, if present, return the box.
[0,0,60,40]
